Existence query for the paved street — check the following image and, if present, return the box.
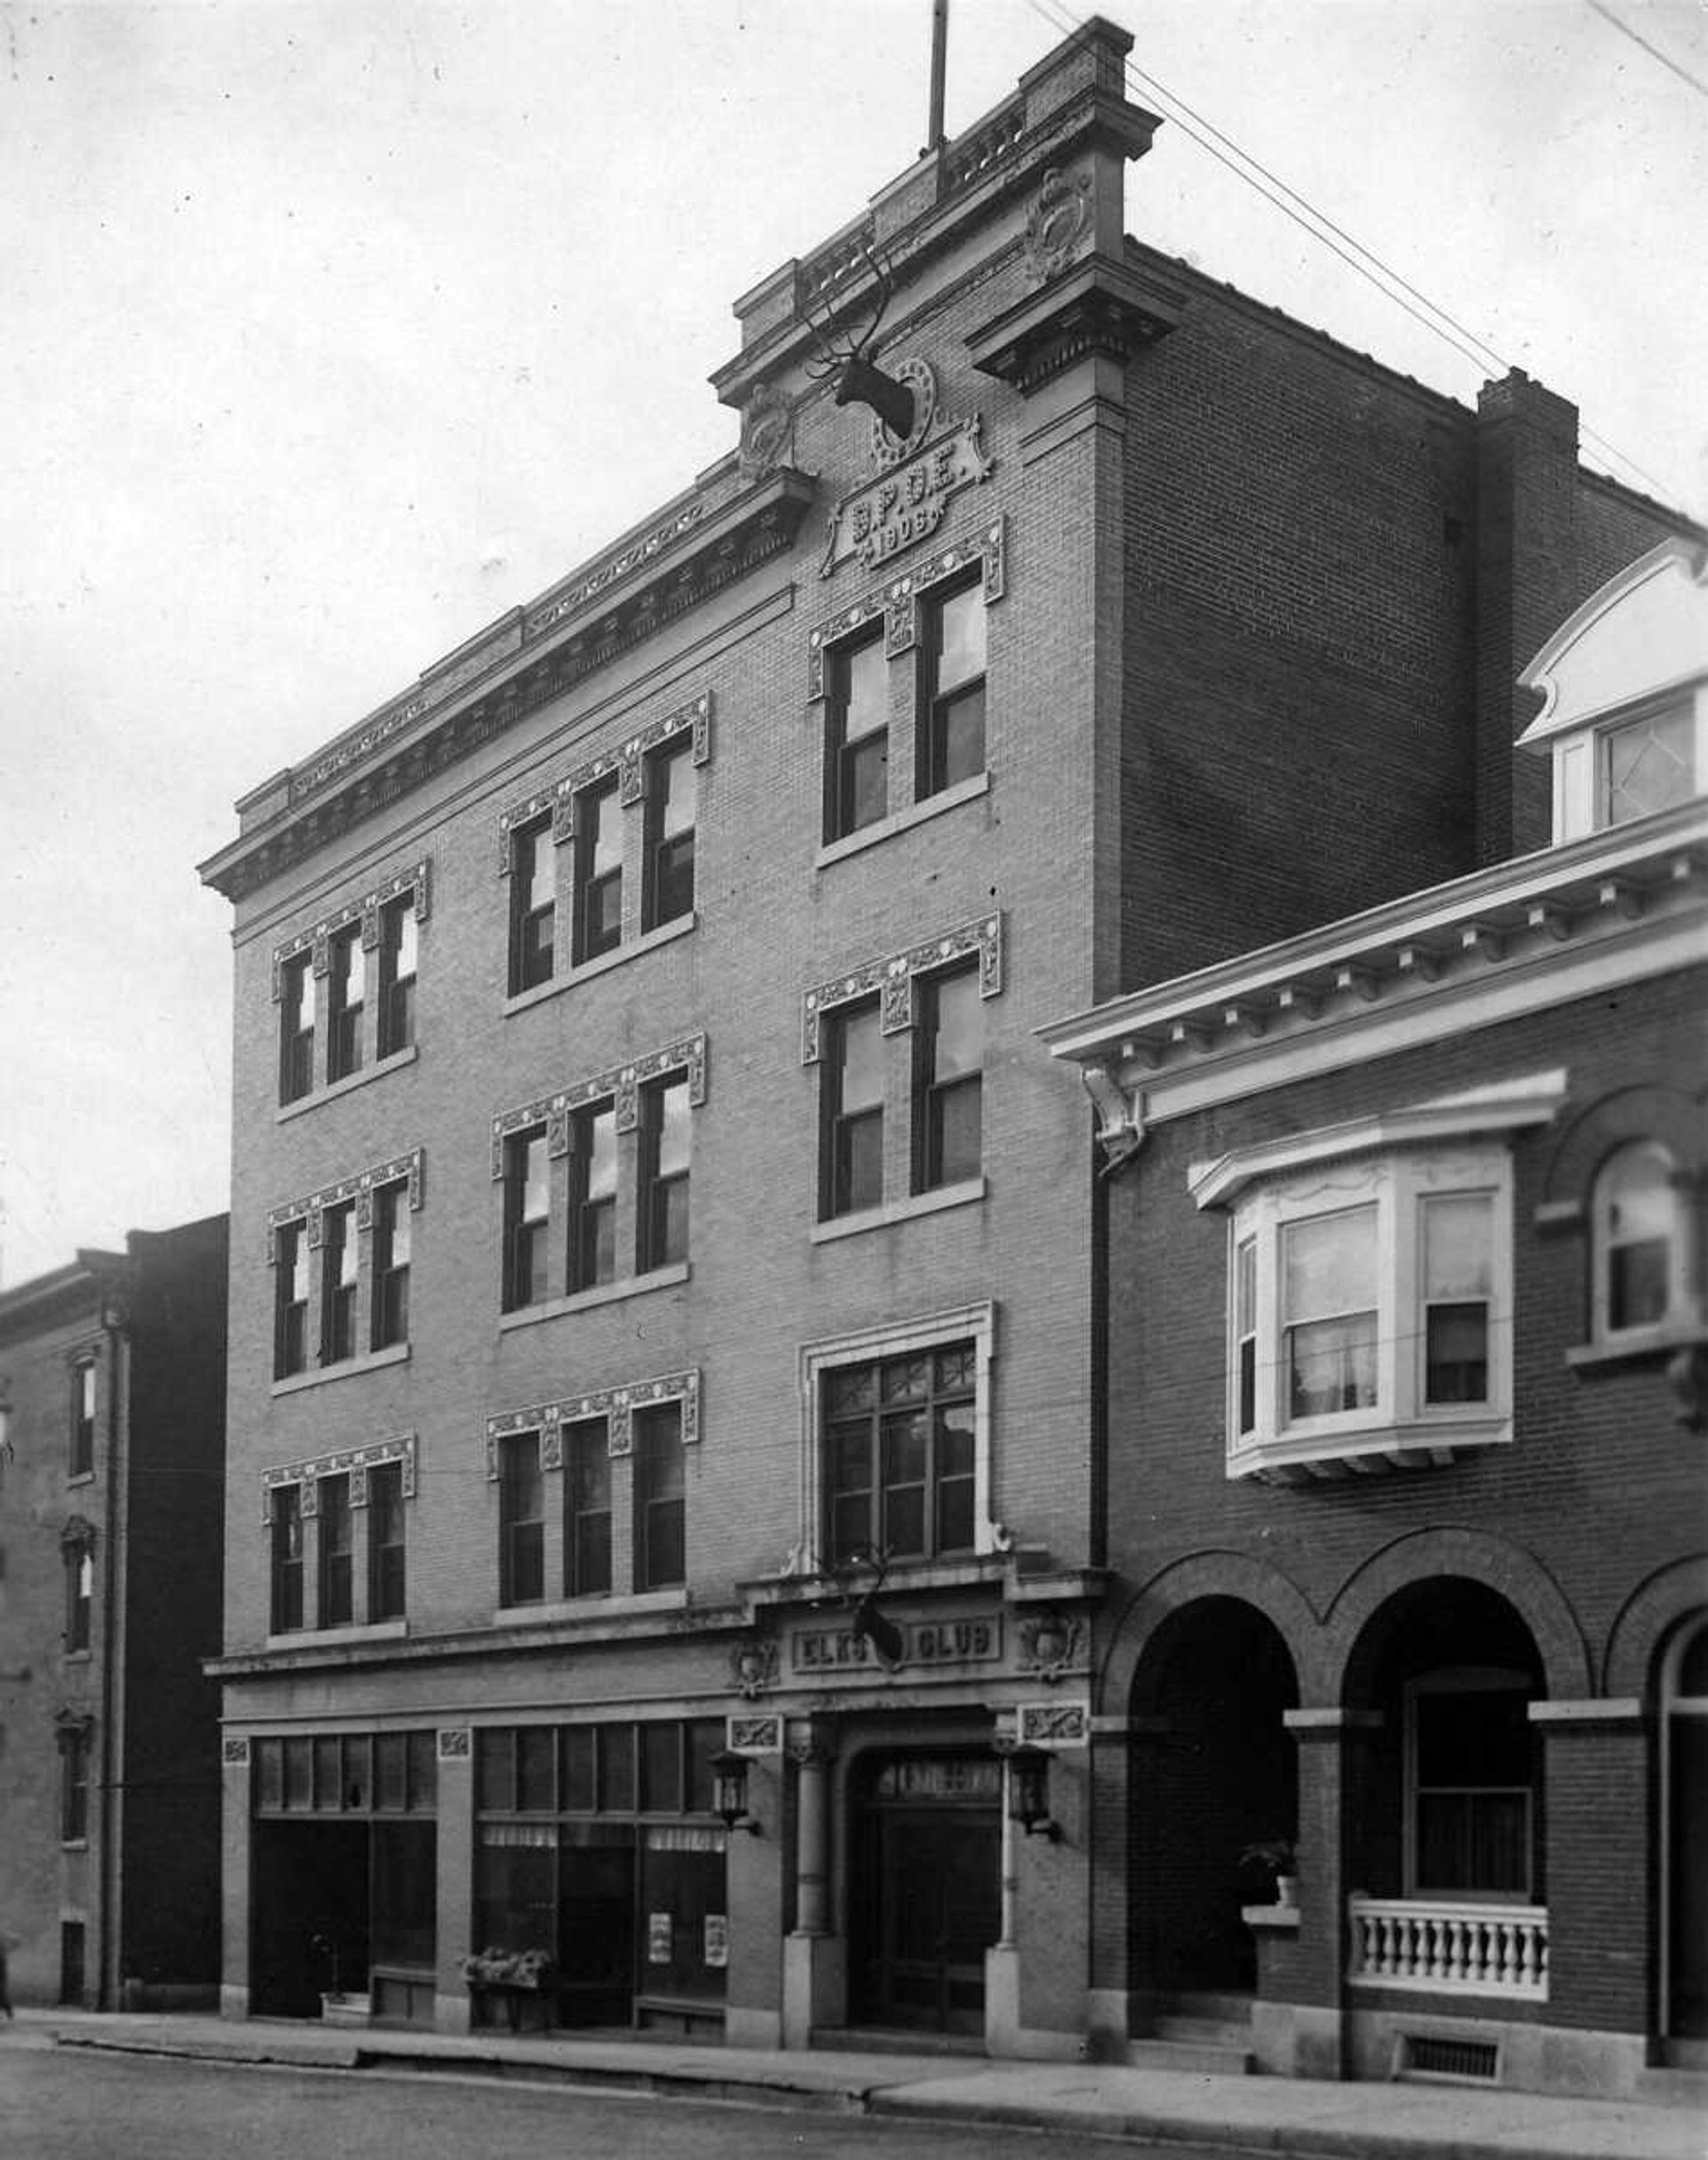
[0,2042,1214,2160]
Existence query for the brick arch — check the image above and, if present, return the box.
[1324,1527,1591,1705]
[1541,1082,1707,1207]
[1603,1554,1708,1699]
[1099,1550,1325,1713]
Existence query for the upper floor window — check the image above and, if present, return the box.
[275,1221,310,1380]
[509,816,556,994]
[59,1720,91,1843]
[801,1304,997,1576]
[573,775,624,965]
[320,1201,359,1366]
[1189,1076,1569,1480]
[822,1000,884,1220]
[497,1430,546,1608]
[564,1417,613,1599]
[568,1100,617,1295]
[633,1403,685,1592]
[62,1521,94,1654]
[1600,703,1696,827]
[368,1460,407,1623]
[638,1076,690,1273]
[825,629,889,842]
[376,894,418,1059]
[644,738,696,931]
[279,953,316,1105]
[69,1360,96,1479]
[1593,1140,1688,1341]
[326,924,365,1084]
[503,1127,552,1312]
[371,1181,412,1352]
[913,963,982,1193]
[917,576,986,799]
[271,1483,305,1632]
[318,1472,354,1629]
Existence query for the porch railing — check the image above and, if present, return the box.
[1347,1897,1548,2000]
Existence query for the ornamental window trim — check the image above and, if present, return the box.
[270,859,431,1002]
[802,916,1002,1064]
[806,520,1005,701]
[266,1149,424,1257]
[495,692,713,869]
[261,1433,416,1523]
[490,1035,707,1173]
[485,1367,701,1473]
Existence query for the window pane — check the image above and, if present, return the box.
[1605,705,1695,824]
[658,746,695,838]
[935,583,986,693]
[1611,1241,1672,1330]
[562,1728,596,1811]
[586,1106,618,1198]
[1426,1303,1488,1404]
[1287,1312,1378,1418]
[653,1080,690,1177]
[881,1408,929,1487]
[641,1723,681,1812]
[1282,1205,1377,1322]
[842,633,886,736]
[600,1726,636,1812]
[518,1726,556,1811]
[1424,1195,1493,1300]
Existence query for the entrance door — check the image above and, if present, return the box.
[1665,1618,1708,2041]
[853,1754,1001,2035]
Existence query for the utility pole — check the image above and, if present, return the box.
[926,0,948,155]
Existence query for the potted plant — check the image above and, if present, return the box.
[1239,1838,1298,1907]
[461,1946,553,2031]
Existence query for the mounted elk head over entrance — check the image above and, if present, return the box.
[804,244,917,444]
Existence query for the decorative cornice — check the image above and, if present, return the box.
[967,255,1185,393]
[267,1148,423,1254]
[201,472,815,903]
[486,1367,701,1472]
[261,1433,416,1520]
[490,1033,707,1173]
[802,915,1003,1063]
[271,859,430,999]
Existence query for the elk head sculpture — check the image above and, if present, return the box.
[832,1544,906,1665]
[803,246,917,443]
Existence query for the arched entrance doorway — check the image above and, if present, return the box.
[1127,1598,1300,2006]
[1662,1613,1708,2050]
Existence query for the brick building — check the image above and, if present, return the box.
[197,19,1696,2057]
[1043,536,1706,2094]
[0,1215,228,2010]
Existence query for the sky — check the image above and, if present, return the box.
[0,0,1703,1290]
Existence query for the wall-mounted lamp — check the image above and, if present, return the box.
[710,1748,763,1836]
[1005,1743,1061,1842]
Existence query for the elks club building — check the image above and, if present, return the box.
[197,16,1702,2089]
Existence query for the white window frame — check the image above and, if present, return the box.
[797,1302,1000,1575]
[1591,1138,1691,1348]
[1545,687,1704,844]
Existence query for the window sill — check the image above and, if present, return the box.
[271,1342,411,1397]
[503,913,697,1016]
[811,1177,986,1245]
[1229,1413,1511,1485]
[63,1649,92,1664]
[67,1471,95,1488]
[493,1587,689,1627]
[60,1840,89,1853]
[817,771,989,869]
[498,1263,690,1332]
[1566,1316,1707,1374]
[277,1044,417,1123]
[265,1619,407,1650]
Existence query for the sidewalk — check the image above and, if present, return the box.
[15,2006,1703,2160]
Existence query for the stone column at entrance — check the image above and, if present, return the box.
[782,1724,842,2047]
[1269,1707,1381,2081]
[434,1728,473,2035]
[219,1737,253,2019]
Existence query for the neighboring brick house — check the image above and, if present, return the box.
[0,1216,229,2010]
[197,18,1696,2057]
[1043,536,1706,2095]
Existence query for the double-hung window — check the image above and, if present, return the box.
[326,923,365,1084]
[498,1431,546,1607]
[368,1461,407,1622]
[823,1342,976,1568]
[917,576,987,798]
[822,1000,884,1218]
[509,817,556,993]
[371,1181,412,1351]
[320,1201,359,1365]
[64,1534,93,1654]
[279,953,316,1104]
[503,1128,551,1311]
[564,1417,613,1598]
[644,738,696,930]
[573,776,623,964]
[69,1361,96,1478]
[275,1221,310,1379]
[59,1723,91,1843]
[568,1101,617,1294]
[271,1485,305,1632]
[1593,1140,1687,1341]
[1189,1082,1562,1480]
[318,1473,354,1628]
[1406,1670,1536,1898]
[913,963,982,1191]
[638,1076,690,1272]
[376,893,417,1058]
[633,1404,685,1591]
[825,630,889,842]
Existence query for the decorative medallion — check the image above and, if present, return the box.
[1017,1608,1085,1682]
[1018,1699,1092,1747]
[730,1637,780,1700]
[740,386,796,480]
[868,359,938,471]
[728,1713,783,1753]
[1024,166,1095,285]
[222,1736,252,1766]
[437,1728,472,1761]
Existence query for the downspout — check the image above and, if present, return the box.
[96,1289,129,2010]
